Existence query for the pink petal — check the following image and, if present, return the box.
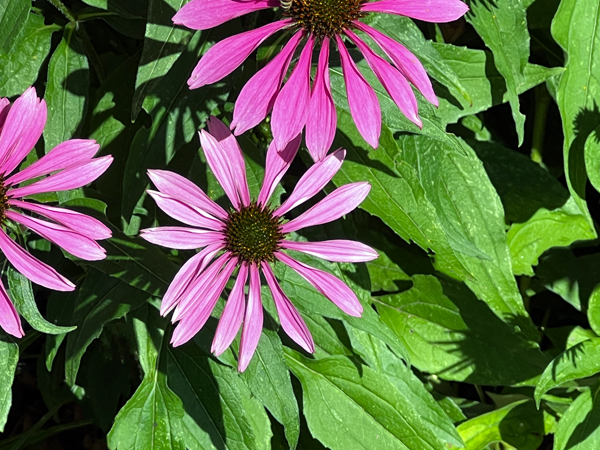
[355,21,438,106]
[140,227,224,250]
[282,182,371,233]
[6,139,100,186]
[262,263,314,353]
[336,37,381,149]
[6,211,106,261]
[257,135,301,207]
[238,264,263,371]
[0,229,74,291]
[271,36,314,150]
[0,98,10,131]
[199,130,241,209]
[8,156,113,198]
[173,0,278,31]
[231,31,304,136]
[346,29,421,128]
[171,258,237,347]
[212,263,248,356]
[148,169,227,220]
[306,39,337,162]
[9,200,111,240]
[0,282,24,338]
[207,117,251,207]
[147,190,224,230]
[280,240,378,262]
[160,244,223,316]
[188,20,292,89]
[361,0,469,22]
[0,87,47,177]
[276,252,363,317]
[275,148,345,217]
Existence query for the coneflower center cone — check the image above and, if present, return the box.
[224,203,284,265]
[0,177,9,223]
[286,0,366,38]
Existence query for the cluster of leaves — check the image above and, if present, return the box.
[0,0,599,448]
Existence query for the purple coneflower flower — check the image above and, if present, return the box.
[140,117,377,371]
[0,87,113,338]
[173,0,468,160]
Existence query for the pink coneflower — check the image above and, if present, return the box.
[140,117,377,371]
[0,87,113,338]
[173,0,468,160]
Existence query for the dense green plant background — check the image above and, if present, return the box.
[0,0,599,448]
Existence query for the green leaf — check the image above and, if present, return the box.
[585,123,600,193]
[535,338,600,405]
[457,400,544,450]
[7,266,76,335]
[466,0,530,145]
[588,287,600,336]
[0,333,18,432]
[0,12,58,97]
[554,383,600,450]
[332,109,470,281]
[0,0,29,52]
[375,275,549,385]
[285,350,447,450]
[43,24,89,153]
[551,0,600,224]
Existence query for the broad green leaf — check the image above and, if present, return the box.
[131,0,193,120]
[535,339,600,405]
[375,275,549,385]
[43,25,89,153]
[555,383,600,450]
[457,400,544,450]
[285,350,447,450]
[400,136,536,337]
[0,333,18,432]
[332,109,470,281]
[588,287,600,336]
[551,0,600,224]
[7,266,76,335]
[0,13,58,97]
[0,0,29,51]
[585,124,600,193]
[466,0,530,145]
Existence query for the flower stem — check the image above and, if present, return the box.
[47,0,76,22]
[531,84,551,164]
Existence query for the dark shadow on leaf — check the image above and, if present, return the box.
[564,386,600,449]
[570,104,600,201]
[497,400,545,449]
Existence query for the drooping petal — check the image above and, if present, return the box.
[0,229,74,291]
[199,130,241,209]
[361,0,469,22]
[6,140,100,186]
[147,191,224,230]
[238,264,263,371]
[257,135,301,207]
[160,243,223,316]
[6,211,106,261]
[140,227,224,250]
[280,239,379,262]
[8,156,113,198]
[188,20,292,89]
[0,282,24,338]
[306,39,337,162]
[276,252,363,317]
[354,21,438,106]
[282,182,371,233]
[207,117,251,207]
[212,263,248,356]
[271,36,314,150]
[171,258,237,347]
[231,31,304,136]
[9,200,111,240]
[0,87,46,176]
[148,169,227,220]
[262,263,314,353]
[346,29,421,128]
[336,37,381,149]
[173,0,278,31]
[275,149,345,217]
[0,98,10,130]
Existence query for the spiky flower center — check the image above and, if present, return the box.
[224,203,284,265]
[286,0,367,38]
[0,177,8,225]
